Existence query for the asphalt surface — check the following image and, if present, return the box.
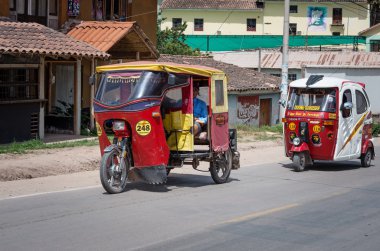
[0,145,379,251]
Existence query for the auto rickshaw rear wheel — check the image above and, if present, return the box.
[210,148,232,184]
[361,149,373,168]
[293,152,306,172]
[100,148,130,194]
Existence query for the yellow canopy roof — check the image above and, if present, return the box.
[96,61,224,77]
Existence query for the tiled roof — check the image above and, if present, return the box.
[158,55,280,92]
[0,21,109,59]
[67,21,159,58]
[161,0,258,10]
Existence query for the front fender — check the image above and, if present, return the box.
[290,142,310,153]
[104,144,121,154]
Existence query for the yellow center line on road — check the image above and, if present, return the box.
[221,203,299,224]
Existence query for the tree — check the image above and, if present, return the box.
[157,20,200,56]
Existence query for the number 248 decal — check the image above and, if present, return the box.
[136,120,152,136]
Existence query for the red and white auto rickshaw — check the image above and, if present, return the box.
[93,62,240,193]
[283,75,375,172]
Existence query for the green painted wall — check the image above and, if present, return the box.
[185,35,366,51]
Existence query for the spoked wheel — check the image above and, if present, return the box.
[361,149,373,168]
[210,148,232,184]
[100,148,130,194]
[293,152,307,172]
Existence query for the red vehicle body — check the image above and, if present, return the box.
[93,62,240,193]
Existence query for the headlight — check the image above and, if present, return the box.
[113,120,126,131]
[293,137,301,146]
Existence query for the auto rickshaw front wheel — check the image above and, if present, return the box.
[210,148,232,184]
[361,149,373,168]
[293,152,307,172]
[100,148,130,194]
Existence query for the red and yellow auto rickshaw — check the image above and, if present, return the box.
[93,62,240,193]
[283,75,375,172]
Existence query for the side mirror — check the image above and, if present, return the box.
[89,74,96,85]
[342,101,353,110]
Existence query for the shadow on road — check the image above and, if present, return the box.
[119,173,240,193]
[281,160,364,172]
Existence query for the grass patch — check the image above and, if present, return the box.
[0,139,99,154]
[235,124,283,142]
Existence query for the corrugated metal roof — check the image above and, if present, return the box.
[359,23,380,36]
[159,54,281,92]
[0,21,109,59]
[267,0,366,2]
[161,0,259,10]
[213,50,380,69]
[68,21,159,58]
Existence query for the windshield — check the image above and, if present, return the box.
[287,87,337,112]
[95,71,189,106]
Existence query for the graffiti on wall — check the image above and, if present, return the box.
[237,96,260,124]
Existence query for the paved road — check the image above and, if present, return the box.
[0,145,379,251]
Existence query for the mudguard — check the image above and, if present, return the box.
[362,139,375,159]
[290,142,310,153]
[104,144,120,153]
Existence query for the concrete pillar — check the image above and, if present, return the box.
[74,59,82,135]
[90,58,95,130]
[39,57,45,140]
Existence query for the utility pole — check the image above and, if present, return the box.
[280,0,290,118]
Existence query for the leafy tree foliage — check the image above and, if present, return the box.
[157,20,200,56]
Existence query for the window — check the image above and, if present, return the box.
[288,74,297,81]
[172,18,182,28]
[49,0,57,15]
[0,68,38,101]
[356,90,368,114]
[290,5,298,13]
[332,32,341,36]
[333,8,342,24]
[194,18,203,31]
[215,80,224,106]
[270,73,296,80]
[102,0,127,21]
[9,0,16,10]
[247,18,256,32]
[256,1,264,8]
[370,40,380,52]
[342,89,352,118]
[289,23,297,35]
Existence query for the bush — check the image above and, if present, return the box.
[373,123,380,137]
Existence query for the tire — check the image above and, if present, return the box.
[361,149,372,168]
[293,152,306,172]
[100,148,130,194]
[210,148,232,184]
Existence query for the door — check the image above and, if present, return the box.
[210,73,229,152]
[351,87,370,157]
[335,87,354,160]
[259,98,271,127]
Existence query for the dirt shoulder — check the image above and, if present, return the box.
[0,139,285,199]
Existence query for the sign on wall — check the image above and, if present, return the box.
[237,96,260,124]
[307,6,327,31]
